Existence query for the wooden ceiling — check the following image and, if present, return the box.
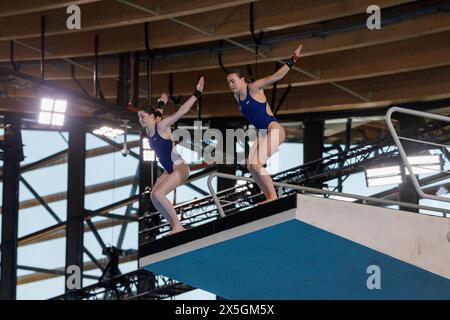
[0,0,449,136]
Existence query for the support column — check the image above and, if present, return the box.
[130,51,140,107]
[1,114,23,300]
[65,117,86,292]
[116,53,131,108]
[138,132,159,294]
[395,114,423,212]
[337,118,353,192]
[303,120,324,187]
[138,133,159,216]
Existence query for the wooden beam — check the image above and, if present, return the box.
[6,30,450,106]
[21,140,140,173]
[0,0,257,41]
[0,141,140,210]
[146,10,450,74]
[5,10,450,80]
[3,67,449,118]
[3,157,212,212]
[0,140,140,180]
[15,175,137,211]
[0,0,413,61]
[32,31,450,97]
[325,120,390,143]
[17,251,137,285]
[0,0,102,18]
[18,218,130,247]
[4,65,450,118]
[187,65,450,117]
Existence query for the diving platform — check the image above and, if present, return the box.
[139,194,450,299]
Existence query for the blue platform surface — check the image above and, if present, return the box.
[140,195,450,299]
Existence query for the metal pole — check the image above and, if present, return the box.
[145,22,152,105]
[207,172,450,218]
[40,16,45,79]
[94,35,99,98]
[303,120,324,188]
[65,117,86,292]
[385,107,450,207]
[0,114,23,300]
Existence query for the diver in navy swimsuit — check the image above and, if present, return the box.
[138,77,205,235]
[227,44,303,204]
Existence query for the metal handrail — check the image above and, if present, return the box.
[207,172,450,218]
[386,107,450,203]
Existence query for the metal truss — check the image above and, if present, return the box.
[50,269,194,300]
[276,119,450,186]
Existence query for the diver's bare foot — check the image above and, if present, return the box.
[257,197,278,206]
[166,226,185,236]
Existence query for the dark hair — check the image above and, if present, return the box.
[139,105,161,119]
[227,69,251,83]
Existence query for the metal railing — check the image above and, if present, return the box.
[206,172,450,218]
[386,107,450,203]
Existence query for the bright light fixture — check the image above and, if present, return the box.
[365,155,443,187]
[38,112,52,125]
[53,100,67,113]
[330,195,357,202]
[366,166,403,187]
[235,179,253,192]
[40,98,54,111]
[406,155,442,175]
[365,165,403,187]
[143,149,156,162]
[51,113,65,126]
[38,98,67,126]
[93,126,124,138]
[142,137,156,162]
[142,137,151,150]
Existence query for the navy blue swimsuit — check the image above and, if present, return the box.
[238,85,277,130]
[148,124,183,173]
